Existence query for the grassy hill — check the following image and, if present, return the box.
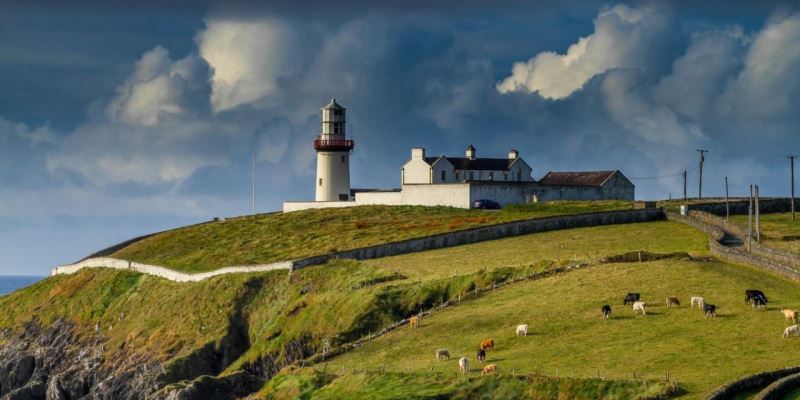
[7,207,800,399]
[731,212,800,253]
[334,258,800,399]
[109,202,631,273]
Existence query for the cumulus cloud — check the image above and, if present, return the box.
[198,18,302,112]
[106,46,212,127]
[496,4,677,99]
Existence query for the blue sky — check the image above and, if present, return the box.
[2,0,799,275]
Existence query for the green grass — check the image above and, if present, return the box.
[333,258,800,399]
[255,369,678,400]
[731,212,800,254]
[110,202,632,273]
[366,220,708,281]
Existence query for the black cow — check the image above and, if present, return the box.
[704,303,716,318]
[745,290,768,304]
[751,296,767,309]
[476,348,486,363]
[623,293,640,305]
[601,305,612,319]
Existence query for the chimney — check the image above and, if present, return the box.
[466,144,476,160]
[411,148,426,159]
[508,149,519,160]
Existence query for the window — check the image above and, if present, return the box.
[319,178,323,186]
[517,171,521,181]
[455,171,460,180]
[341,155,345,162]
[504,172,508,181]
[339,194,349,201]
[441,170,446,181]
[469,171,474,180]
[489,172,494,181]
[334,124,341,134]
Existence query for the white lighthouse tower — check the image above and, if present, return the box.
[314,98,354,201]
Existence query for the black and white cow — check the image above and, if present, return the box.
[623,293,640,305]
[746,290,768,304]
[476,348,486,363]
[601,305,612,319]
[704,303,717,318]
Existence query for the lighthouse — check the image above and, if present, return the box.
[314,98,354,201]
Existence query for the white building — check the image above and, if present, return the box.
[282,100,634,212]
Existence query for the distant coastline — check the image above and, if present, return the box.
[0,276,43,296]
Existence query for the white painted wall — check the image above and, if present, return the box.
[284,200,357,213]
[431,158,456,183]
[355,191,402,205]
[316,151,351,201]
[400,183,472,208]
[402,151,433,184]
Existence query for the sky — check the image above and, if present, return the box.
[2,0,800,275]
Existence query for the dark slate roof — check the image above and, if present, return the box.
[322,98,345,110]
[423,156,516,171]
[538,171,621,187]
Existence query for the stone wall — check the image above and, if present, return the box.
[755,371,800,400]
[52,257,292,282]
[705,367,800,400]
[688,198,799,216]
[292,208,665,270]
[283,200,358,213]
[400,183,472,208]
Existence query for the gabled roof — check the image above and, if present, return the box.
[424,156,517,171]
[322,98,345,110]
[538,171,623,187]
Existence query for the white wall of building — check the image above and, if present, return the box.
[402,148,433,184]
[316,151,351,201]
[431,158,457,183]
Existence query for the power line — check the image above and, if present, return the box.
[628,166,698,180]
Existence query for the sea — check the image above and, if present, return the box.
[0,276,44,296]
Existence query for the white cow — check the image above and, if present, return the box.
[516,324,528,336]
[459,357,469,374]
[691,296,705,309]
[633,301,647,315]
[784,325,800,338]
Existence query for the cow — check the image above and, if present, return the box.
[746,290,768,304]
[436,349,450,361]
[409,316,419,328]
[476,348,486,363]
[632,301,647,315]
[704,304,716,318]
[623,293,641,305]
[601,305,612,319]
[751,296,767,310]
[666,297,680,308]
[516,324,528,336]
[458,357,469,374]
[784,325,800,338]
[480,339,494,351]
[782,309,798,324]
[691,296,705,309]
[482,364,498,376]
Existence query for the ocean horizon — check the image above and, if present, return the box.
[0,276,44,296]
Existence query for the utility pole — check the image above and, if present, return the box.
[725,176,729,221]
[748,185,753,252]
[755,185,760,243]
[697,149,708,199]
[252,152,256,217]
[683,170,687,202]
[790,155,797,221]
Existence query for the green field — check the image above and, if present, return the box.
[366,220,708,280]
[732,212,800,254]
[334,258,800,399]
[110,202,631,273]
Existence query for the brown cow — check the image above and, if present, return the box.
[782,309,798,324]
[479,338,494,351]
[409,316,419,328]
[666,297,680,308]
[482,363,498,375]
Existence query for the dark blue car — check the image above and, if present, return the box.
[472,199,500,209]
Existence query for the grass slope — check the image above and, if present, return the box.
[366,220,708,280]
[732,212,800,254]
[111,202,631,273]
[333,259,800,399]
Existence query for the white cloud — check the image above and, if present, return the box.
[106,46,211,127]
[198,18,300,112]
[496,4,674,99]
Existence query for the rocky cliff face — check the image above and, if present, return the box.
[0,320,161,400]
